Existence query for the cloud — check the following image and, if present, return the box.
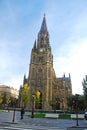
[5,76,23,88]
[54,38,87,94]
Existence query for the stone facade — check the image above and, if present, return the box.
[23,15,72,110]
[0,85,19,98]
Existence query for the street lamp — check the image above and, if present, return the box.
[12,98,16,122]
[75,94,79,126]
[12,108,15,122]
[31,94,35,118]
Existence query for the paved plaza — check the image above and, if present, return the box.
[0,111,87,130]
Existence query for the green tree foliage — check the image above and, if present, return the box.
[0,92,18,108]
[67,95,86,112]
[21,83,30,107]
[2,93,11,104]
[67,95,77,110]
[6,93,11,106]
[78,95,86,111]
[82,75,87,100]
[2,93,11,107]
[0,93,3,104]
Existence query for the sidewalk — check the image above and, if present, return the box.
[0,111,87,130]
[0,111,67,130]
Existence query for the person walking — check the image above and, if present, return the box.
[20,107,25,119]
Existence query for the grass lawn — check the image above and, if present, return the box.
[0,109,4,112]
[26,113,45,118]
[59,114,71,119]
[27,113,71,119]
[34,113,45,118]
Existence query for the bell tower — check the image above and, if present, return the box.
[28,15,55,110]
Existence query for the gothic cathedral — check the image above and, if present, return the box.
[22,15,72,110]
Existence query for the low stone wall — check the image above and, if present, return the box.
[45,113,84,119]
[67,127,87,130]
[71,114,84,119]
[45,113,59,118]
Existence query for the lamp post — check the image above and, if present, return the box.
[12,108,15,122]
[31,94,35,118]
[12,98,16,122]
[75,94,79,126]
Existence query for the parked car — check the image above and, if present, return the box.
[84,111,87,120]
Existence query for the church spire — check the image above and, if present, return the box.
[39,14,48,34]
[37,14,50,50]
[33,40,36,49]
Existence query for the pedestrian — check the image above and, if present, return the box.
[20,107,25,119]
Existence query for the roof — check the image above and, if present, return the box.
[0,85,9,88]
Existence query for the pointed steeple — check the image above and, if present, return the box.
[69,73,71,79]
[63,73,65,78]
[39,14,48,34]
[23,74,27,85]
[37,14,50,50]
[33,40,36,49]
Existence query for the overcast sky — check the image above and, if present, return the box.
[0,0,87,94]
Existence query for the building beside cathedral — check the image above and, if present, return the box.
[20,15,72,110]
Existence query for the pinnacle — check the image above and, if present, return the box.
[39,14,48,34]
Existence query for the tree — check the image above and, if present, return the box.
[78,95,86,111]
[82,75,87,100]
[67,95,76,111]
[1,92,11,108]
[67,95,86,112]
[6,93,11,107]
[21,83,30,108]
[35,90,41,109]
[0,93,3,107]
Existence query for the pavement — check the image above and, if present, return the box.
[0,110,87,130]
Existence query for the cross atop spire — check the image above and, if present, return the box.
[39,14,48,34]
